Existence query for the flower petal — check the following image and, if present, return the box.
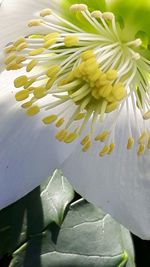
[0,0,60,71]
[0,69,75,209]
[62,107,150,239]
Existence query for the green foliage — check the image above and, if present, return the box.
[0,170,135,267]
[0,170,74,257]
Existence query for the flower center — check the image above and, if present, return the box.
[4,3,150,156]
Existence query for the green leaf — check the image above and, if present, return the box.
[41,169,74,225]
[9,199,135,267]
[0,170,74,258]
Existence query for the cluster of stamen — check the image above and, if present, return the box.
[4,3,150,156]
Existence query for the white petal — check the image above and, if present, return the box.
[0,0,60,71]
[62,107,150,239]
[0,69,75,209]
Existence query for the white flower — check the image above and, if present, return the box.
[1,0,150,239]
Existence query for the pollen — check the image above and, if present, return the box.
[26,59,38,72]
[70,4,88,12]
[15,90,29,101]
[127,137,134,149]
[33,87,46,99]
[40,8,52,17]
[26,106,40,116]
[95,131,109,142]
[55,118,65,127]
[29,48,45,56]
[64,35,79,47]
[28,19,42,27]
[143,110,150,120]
[42,114,58,124]
[46,65,60,78]
[5,3,150,157]
[99,145,110,157]
[14,76,28,88]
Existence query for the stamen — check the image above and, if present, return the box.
[4,3,150,157]
[28,19,43,27]
[70,4,88,12]
[102,12,114,20]
[40,8,52,17]
[42,114,58,124]
[26,106,40,116]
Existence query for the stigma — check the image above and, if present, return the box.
[4,3,150,156]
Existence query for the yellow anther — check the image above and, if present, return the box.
[28,19,42,27]
[16,43,28,51]
[27,86,35,92]
[91,88,100,100]
[24,77,36,89]
[70,4,88,12]
[73,62,85,77]
[4,45,16,54]
[15,90,29,101]
[102,12,114,20]
[127,137,134,149]
[105,93,116,103]
[95,74,108,87]
[16,56,26,64]
[106,69,117,81]
[46,78,56,90]
[95,131,109,142]
[98,84,112,98]
[47,65,60,78]
[40,8,52,17]
[64,73,75,84]
[143,110,150,120]
[21,101,33,109]
[33,87,46,99]
[137,144,145,156]
[64,132,78,143]
[91,11,102,18]
[89,69,101,82]
[147,137,150,149]
[81,135,90,145]
[44,39,57,48]
[26,59,38,72]
[138,131,148,144]
[81,50,95,61]
[85,63,98,76]
[74,113,85,120]
[5,54,16,65]
[55,118,65,127]
[14,37,26,47]
[82,140,92,152]
[44,33,59,41]
[29,48,44,56]
[108,143,115,154]
[112,83,126,101]
[132,52,140,60]
[55,129,68,141]
[42,114,58,124]
[14,76,28,88]
[106,102,118,113]
[99,145,110,157]
[64,35,79,47]
[6,63,23,71]
[26,106,40,116]
[85,57,97,66]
